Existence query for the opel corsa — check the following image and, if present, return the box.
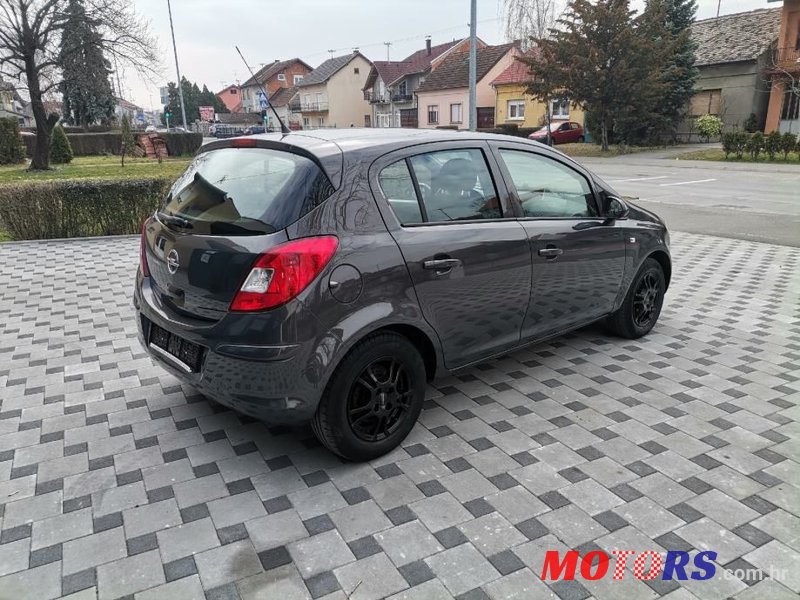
[134,129,671,461]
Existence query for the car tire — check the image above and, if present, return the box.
[606,258,665,339]
[311,332,426,461]
[578,135,585,143]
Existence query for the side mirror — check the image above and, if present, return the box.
[604,195,629,220]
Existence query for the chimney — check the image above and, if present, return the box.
[426,37,432,56]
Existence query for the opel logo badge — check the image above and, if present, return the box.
[167,249,180,274]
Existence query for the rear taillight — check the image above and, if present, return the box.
[140,219,150,277]
[230,236,338,312]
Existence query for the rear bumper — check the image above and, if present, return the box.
[134,277,321,424]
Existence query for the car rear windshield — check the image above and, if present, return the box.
[158,147,334,235]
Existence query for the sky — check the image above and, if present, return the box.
[124,0,770,110]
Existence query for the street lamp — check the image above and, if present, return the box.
[166,0,188,130]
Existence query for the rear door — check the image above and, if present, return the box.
[489,142,626,340]
[144,144,335,321]
[370,141,531,369]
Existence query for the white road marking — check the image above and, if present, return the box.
[658,178,717,187]
[607,176,669,183]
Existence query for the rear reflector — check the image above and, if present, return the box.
[231,138,258,148]
[140,219,150,277]
[230,236,338,312]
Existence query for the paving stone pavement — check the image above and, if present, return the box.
[0,232,798,600]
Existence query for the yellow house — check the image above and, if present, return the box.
[490,59,584,129]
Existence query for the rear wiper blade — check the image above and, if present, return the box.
[158,212,193,229]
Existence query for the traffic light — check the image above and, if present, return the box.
[165,111,173,119]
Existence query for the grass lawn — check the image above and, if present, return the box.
[0,155,192,184]
[557,143,664,157]
[675,148,800,163]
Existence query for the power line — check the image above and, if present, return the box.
[300,17,501,63]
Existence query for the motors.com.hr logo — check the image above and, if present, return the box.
[542,550,716,582]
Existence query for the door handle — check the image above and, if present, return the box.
[538,247,563,258]
[423,258,461,271]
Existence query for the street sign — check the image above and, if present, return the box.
[257,91,269,110]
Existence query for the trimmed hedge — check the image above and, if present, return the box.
[21,131,203,158]
[0,178,171,240]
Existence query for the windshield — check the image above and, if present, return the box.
[159,147,334,235]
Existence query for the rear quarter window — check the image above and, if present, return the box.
[161,147,334,235]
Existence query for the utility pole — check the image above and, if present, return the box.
[384,42,392,61]
[468,0,477,131]
[166,0,188,129]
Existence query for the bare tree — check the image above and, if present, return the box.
[0,0,160,170]
[500,0,562,144]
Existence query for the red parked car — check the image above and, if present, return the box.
[528,121,585,145]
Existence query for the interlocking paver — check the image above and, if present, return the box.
[0,232,797,599]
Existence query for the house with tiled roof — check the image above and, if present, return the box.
[239,58,313,113]
[416,42,519,129]
[216,84,242,113]
[296,52,372,128]
[491,51,584,130]
[682,8,781,135]
[267,86,301,130]
[765,0,800,133]
[0,79,32,126]
[362,38,476,128]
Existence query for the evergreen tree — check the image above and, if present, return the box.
[523,0,662,150]
[162,78,228,126]
[120,115,136,166]
[50,125,74,164]
[58,0,117,128]
[638,0,698,140]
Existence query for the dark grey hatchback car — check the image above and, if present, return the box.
[134,129,671,460]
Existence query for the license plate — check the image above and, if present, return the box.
[149,323,205,372]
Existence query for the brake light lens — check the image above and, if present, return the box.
[140,219,150,277]
[231,138,258,148]
[230,236,338,312]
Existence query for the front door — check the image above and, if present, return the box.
[491,144,627,339]
[371,143,531,368]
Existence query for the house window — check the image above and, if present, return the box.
[364,115,371,127]
[781,89,800,121]
[450,103,462,124]
[551,98,570,119]
[398,80,407,97]
[230,88,237,95]
[354,67,360,74]
[688,89,721,116]
[293,75,304,85]
[303,117,310,127]
[507,100,525,120]
[277,74,286,81]
[427,105,439,124]
[318,117,324,126]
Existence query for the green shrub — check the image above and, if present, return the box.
[764,131,782,161]
[734,132,749,159]
[50,125,74,164]
[780,132,797,160]
[0,117,26,164]
[746,132,764,160]
[743,113,759,133]
[0,178,171,240]
[695,114,723,141]
[721,132,736,159]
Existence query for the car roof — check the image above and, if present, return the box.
[202,128,579,187]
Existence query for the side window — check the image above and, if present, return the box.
[408,149,500,222]
[498,149,597,218]
[378,160,423,225]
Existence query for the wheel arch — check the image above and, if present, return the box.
[647,250,671,290]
